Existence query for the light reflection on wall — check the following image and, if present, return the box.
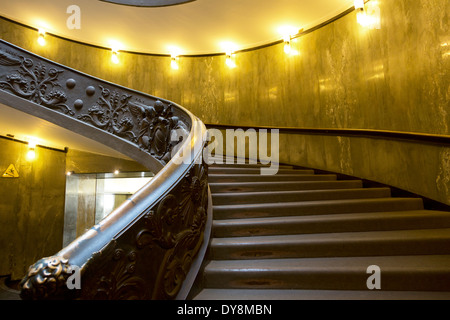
[367,64,385,81]
[96,176,153,223]
[319,78,333,92]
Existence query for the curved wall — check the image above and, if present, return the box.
[0,0,449,204]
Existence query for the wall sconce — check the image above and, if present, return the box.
[283,36,291,54]
[355,0,368,26]
[355,0,381,29]
[171,55,179,70]
[225,51,236,68]
[37,29,46,46]
[26,140,37,161]
[111,49,120,64]
[278,26,301,55]
[354,0,365,10]
[355,0,367,27]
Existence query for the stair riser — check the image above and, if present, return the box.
[212,214,450,238]
[209,180,363,193]
[212,188,391,205]
[203,270,450,292]
[213,199,424,220]
[208,174,337,183]
[210,238,450,260]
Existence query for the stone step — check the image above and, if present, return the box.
[209,180,363,193]
[208,162,294,169]
[193,288,450,300]
[208,167,314,175]
[209,228,450,260]
[212,210,450,238]
[212,188,391,205]
[201,255,450,291]
[208,174,337,183]
[212,197,424,220]
[207,156,292,168]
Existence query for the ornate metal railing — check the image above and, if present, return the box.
[0,39,210,300]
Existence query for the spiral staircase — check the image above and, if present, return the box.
[1,40,450,300]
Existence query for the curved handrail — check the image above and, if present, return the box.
[206,123,450,147]
[0,39,210,300]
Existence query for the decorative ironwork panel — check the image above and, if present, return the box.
[80,160,208,300]
[0,40,209,300]
[19,157,208,300]
[0,40,191,165]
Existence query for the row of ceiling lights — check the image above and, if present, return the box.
[36,1,372,69]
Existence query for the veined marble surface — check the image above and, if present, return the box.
[0,0,448,205]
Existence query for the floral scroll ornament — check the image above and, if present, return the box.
[19,256,78,300]
[78,85,136,142]
[135,161,208,299]
[130,100,189,164]
[0,49,74,115]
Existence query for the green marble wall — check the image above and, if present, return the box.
[0,0,448,205]
[0,139,66,279]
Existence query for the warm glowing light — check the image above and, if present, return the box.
[284,41,291,54]
[278,26,299,40]
[171,55,179,70]
[220,42,239,54]
[278,26,300,55]
[108,40,124,64]
[225,53,236,68]
[357,10,368,26]
[354,0,365,10]
[167,46,182,70]
[114,170,120,175]
[37,29,46,46]
[66,171,73,176]
[111,50,120,64]
[109,40,122,53]
[355,0,380,29]
[27,149,36,161]
[168,45,182,57]
[28,138,38,149]
[220,42,239,68]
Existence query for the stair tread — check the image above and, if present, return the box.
[212,188,391,205]
[209,173,334,178]
[208,174,338,183]
[209,167,314,174]
[193,288,450,300]
[210,228,450,259]
[212,227,450,246]
[209,180,364,193]
[212,197,424,220]
[212,210,450,237]
[212,187,391,197]
[202,255,450,291]
[205,255,450,271]
[214,210,450,225]
[213,197,422,210]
